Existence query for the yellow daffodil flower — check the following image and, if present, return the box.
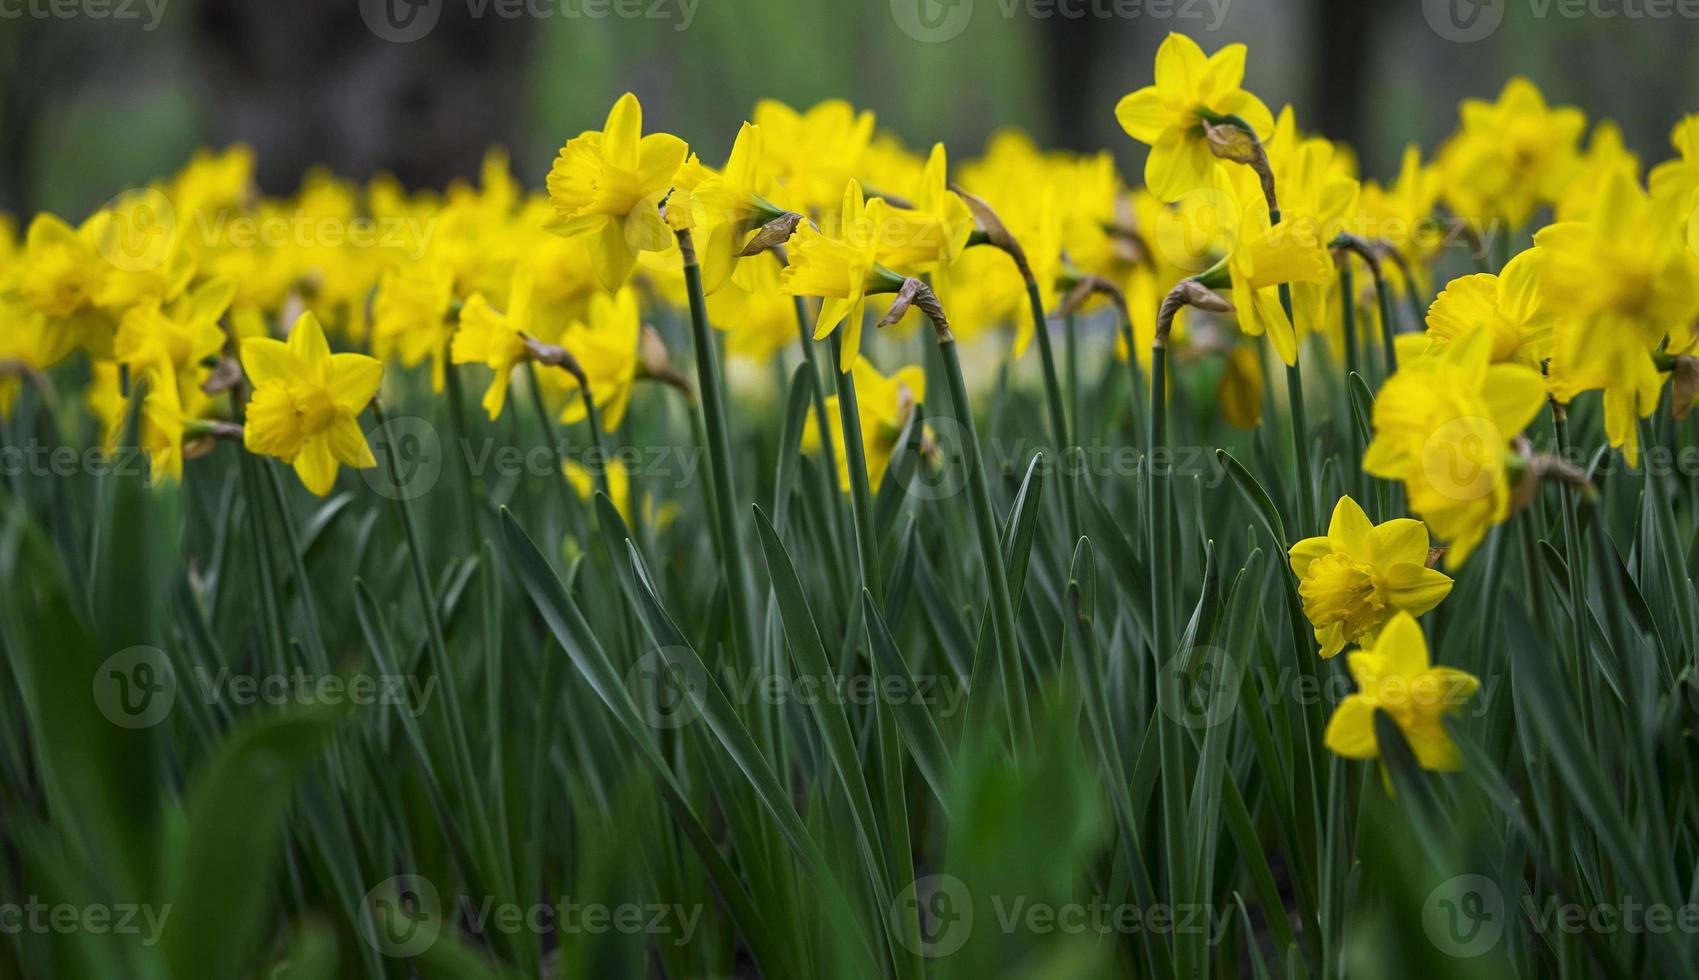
[1289,495,1454,658]
[1219,171,1332,365]
[14,213,113,356]
[709,252,797,362]
[781,180,889,371]
[114,278,234,385]
[452,268,535,420]
[803,357,924,492]
[1555,121,1641,222]
[554,286,641,432]
[1115,32,1275,202]
[1437,77,1584,231]
[1539,169,1699,466]
[752,98,874,214]
[546,93,688,290]
[866,143,973,272]
[1359,144,1442,296]
[371,260,457,392]
[1362,328,1546,567]
[1421,247,1554,369]
[1324,612,1480,771]
[240,311,383,495]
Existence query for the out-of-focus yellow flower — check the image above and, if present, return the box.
[1539,169,1699,466]
[13,213,113,356]
[172,144,255,214]
[114,278,233,384]
[709,252,796,363]
[1323,612,1479,771]
[554,286,641,432]
[85,358,190,485]
[1115,32,1275,202]
[371,260,456,392]
[1289,495,1453,658]
[954,131,1064,355]
[563,455,679,532]
[1258,109,1360,348]
[1436,77,1584,230]
[546,93,688,289]
[1359,143,1442,295]
[752,99,875,214]
[1218,171,1332,365]
[1362,328,1546,567]
[0,296,78,418]
[1555,121,1640,222]
[89,187,198,318]
[1421,248,1553,369]
[1215,344,1263,430]
[781,180,887,370]
[452,268,535,420]
[240,311,382,495]
[803,357,923,492]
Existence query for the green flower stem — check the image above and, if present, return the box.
[791,295,851,577]
[1337,258,1365,507]
[828,327,883,602]
[1552,408,1595,735]
[1279,285,1316,535]
[1148,338,1192,975]
[1372,268,1398,378]
[1024,279,1081,536]
[677,229,758,663]
[934,318,1029,745]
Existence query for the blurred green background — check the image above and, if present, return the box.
[3,0,1697,218]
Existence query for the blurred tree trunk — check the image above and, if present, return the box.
[188,0,534,194]
[1309,0,1380,151]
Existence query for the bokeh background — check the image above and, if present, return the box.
[4,0,1698,217]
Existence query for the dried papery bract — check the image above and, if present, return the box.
[1203,118,1278,215]
[1156,279,1235,348]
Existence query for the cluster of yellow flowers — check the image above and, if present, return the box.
[3,33,1697,773]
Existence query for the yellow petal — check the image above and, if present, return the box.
[1325,495,1374,556]
[1382,563,1453,617]
[603,92,643,171]
[1288,535,1335,578]
[1369,611,1431,680]
[1370,518,1430,567]
[292,437,339,496]
[1323,696,1378,759]
[1145,128,1216,203]
[1114,87,1175,144]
